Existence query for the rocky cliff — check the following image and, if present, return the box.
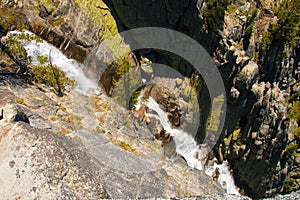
[0,68,228,198]
[108,0,300,198]
[0,0,299,199]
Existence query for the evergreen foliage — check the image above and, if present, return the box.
[243,9,258,50]
[112,55,139,108]
[1,30,75,97]
[31,53,76,96]
[129,90,140,110]
[289,101,300,124]
[0,6,29,36]
[261,0,300,50]
[202,0,230,33]
[32,63,76,96]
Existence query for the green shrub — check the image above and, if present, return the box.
[288,91,300,103]
[261,0,300,50]
[292,127,300,139]
[1,31,43,74]
[32,64,76,95]
[283,178,296,193]
[112,55,139,108]
[0,6,29,34]
[288,101,300,124]
[36,55,49,65]
[203,0,230,33]
[283,144,298,159]
[49,17,65,27]
[129,90,141,110]
[244,9,258,36]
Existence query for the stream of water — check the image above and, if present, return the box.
[15,30,239,195]
[145,97,204,170]
[204,160,240,195]
[13,31,98,94]
[143,97,240,195]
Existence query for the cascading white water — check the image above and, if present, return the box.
[12,31,98,94]
[204,160,240,195]
[12,30,240,195]
[144,97,240,195]
[145,97,203,170]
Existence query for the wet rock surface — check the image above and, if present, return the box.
[143,83,182,127]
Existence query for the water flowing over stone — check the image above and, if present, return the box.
[143,97,239,195]
[145,97,203,170]
[205,161,240,195]
[14,31,98,94]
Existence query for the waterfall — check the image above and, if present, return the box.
[204,160,240,195]
[145,97,203,170]
[14,30,240,195]
[13,31,98,94]
[144,97,240,195]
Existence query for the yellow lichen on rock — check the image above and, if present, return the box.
[73,0,118,40]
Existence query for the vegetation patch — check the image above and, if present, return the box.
[73,115,84,129]
[15,98,25,105]
[73,0,118,40]
[1,30,74,97]
[284,178,297,193]
[206,94,225,133]
[243,9,258,50]
[129,90,140,110]
[110,138,136,153]
[283,144,298,160]
[288,101,300,124]
[31,64,76,96]
[49,17,65,27]
[30,50,76,96]
[260,0,300,50]
[202,0,230,33]
[94,126,106,134]
[112,56,139,108]
[0,6,29,33]
[74,1,136,104]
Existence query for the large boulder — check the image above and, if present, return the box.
[143,83,181,127]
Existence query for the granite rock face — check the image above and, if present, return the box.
[1,0,299,199]
[109,0,300,198]
[0,73,224,199]
[19,0,100,62]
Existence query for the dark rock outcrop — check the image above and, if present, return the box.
[3,104,30,124]
[143,83,182,127]
[0,108,3,120]
[109,0,300,198]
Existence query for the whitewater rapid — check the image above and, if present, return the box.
[144,97,239,195]
[12,31,98,94]
[145,97,203,170]
[204,160,240,195]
